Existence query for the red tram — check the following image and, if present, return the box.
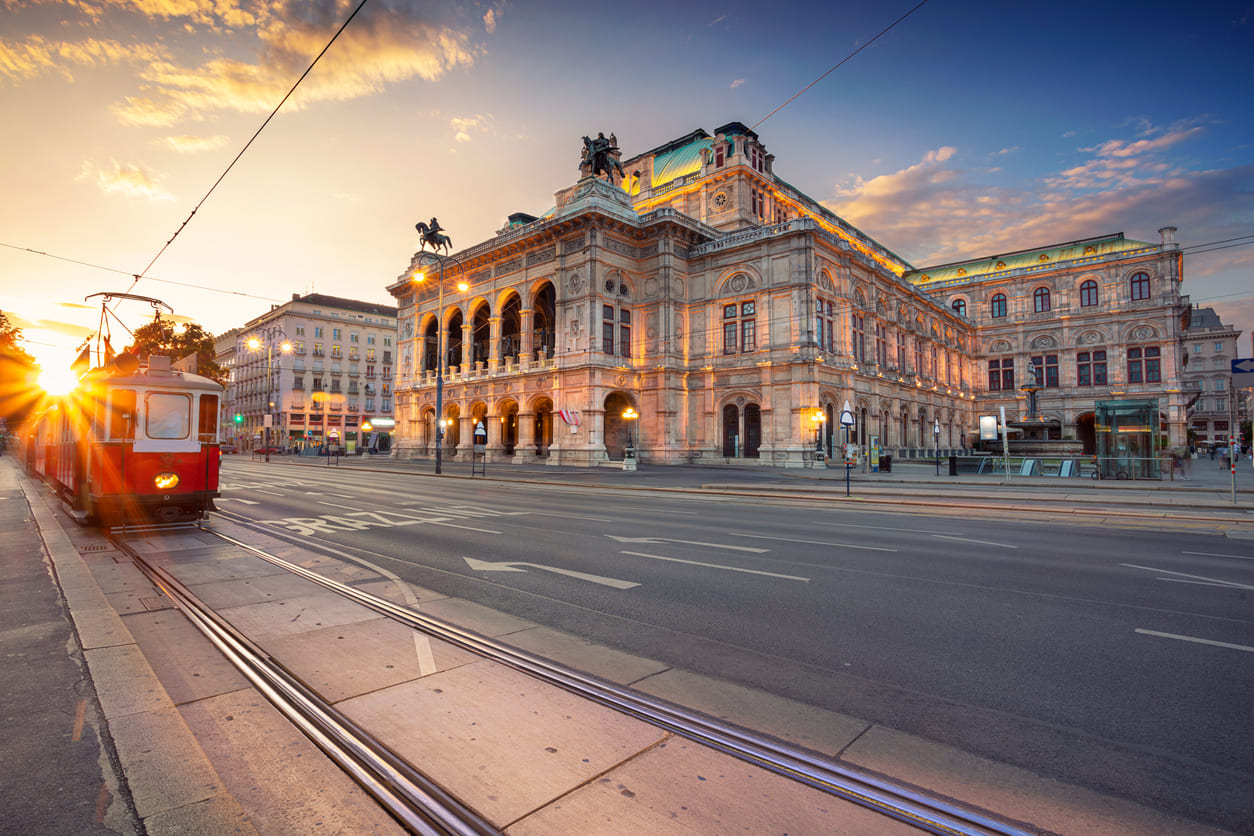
[24,354,223,525]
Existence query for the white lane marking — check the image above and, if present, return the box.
[607,535,768,553]
[932,534,1018,549]
[525,511,614,522]
[318,501,363,510]
[1121,563,1254,591]
[1157,579,1245,589]
[730,533,897,552]
[463,557,639,589]
[215,497,260,505]
[254,489,285,496]
[305,492,357,499]
[620,551,810,582]
[430,522,502,534]
[818,521,942,534]
[1135,629,1254,653]
[1183,551,1254,561]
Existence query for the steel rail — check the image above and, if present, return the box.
[108,534,500,836]
[199,520,1041,836]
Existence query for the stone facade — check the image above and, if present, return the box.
[223,294,399,453]
[1182,306,1242,448]
[387,122,1193,467]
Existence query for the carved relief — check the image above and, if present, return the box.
[1132,326,1156,341]
[644,278,659,297]
[1030,334,1057,349]
[568,271,585,293]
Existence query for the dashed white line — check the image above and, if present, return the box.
[620,551,810,582]
[730,533,897,552]
[932,534,1018,549]
[1182,550,1254,561]
[1135,629,1254,653]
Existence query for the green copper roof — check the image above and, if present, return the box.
[652,137,712,187]
[905,233,1155,286]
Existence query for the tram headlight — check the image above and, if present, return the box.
[154,472,180,490]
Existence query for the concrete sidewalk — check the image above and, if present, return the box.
[6,454,1244,835]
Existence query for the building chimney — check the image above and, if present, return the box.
[1158,226,1178,248]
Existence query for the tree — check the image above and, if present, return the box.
[0,309,40,426]
[124,319,226,385]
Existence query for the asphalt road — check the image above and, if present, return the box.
[217,458,1254,827]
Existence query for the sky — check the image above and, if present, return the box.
[2,0,1253,377]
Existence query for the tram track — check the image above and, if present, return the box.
[111,517,1043,836]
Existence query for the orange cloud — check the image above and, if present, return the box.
[0,35,169,82]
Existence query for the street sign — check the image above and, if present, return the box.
[1231,358,1254,387]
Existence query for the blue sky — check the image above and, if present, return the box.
[2,0,1252,371]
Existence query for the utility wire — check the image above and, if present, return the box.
[753,0,933,131]
[125,0,371,292]
[0,241,284,303]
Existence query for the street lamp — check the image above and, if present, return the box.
[933,417,941,475]
[811,410,827,456]
[839,400,855,497]
[413,248,467,475]
[246,326,291,462]
[622,407,638,457]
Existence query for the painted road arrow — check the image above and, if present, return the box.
[463,557,639,589]
[606,535,768,553]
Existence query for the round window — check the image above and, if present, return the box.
[713,192,728,208]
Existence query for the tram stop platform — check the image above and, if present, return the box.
[2,453,1241,836]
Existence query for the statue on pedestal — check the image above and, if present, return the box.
[581,132,624,184]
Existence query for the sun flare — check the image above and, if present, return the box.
[38,366,81,396]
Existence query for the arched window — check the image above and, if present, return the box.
[1130,272,1151,301]
[990,293,1007,318]
[1079,280,1098,307]
[1033,287,1051,313]
[951,298,966,316]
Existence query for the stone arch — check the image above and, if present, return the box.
[530,395,554,457]
[496,397,519,455]
[816,268,836,295]
[1075,329,1109,347]
[498,291,523,363]
[468,299,492,365]
[1124,323,1161,342]
[717,269,761,297]
[1028,333,1058,350]
[604,391,637,461]
[531,281,557,358]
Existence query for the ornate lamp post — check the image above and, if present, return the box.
[811,410,827,457]
[246,326,291,462]
[412,244,466,476]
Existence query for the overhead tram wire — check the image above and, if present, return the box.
[121,0,372,297]
[751,0,934,131]
[0,241,285,304]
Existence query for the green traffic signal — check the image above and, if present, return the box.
[234,413,243,424]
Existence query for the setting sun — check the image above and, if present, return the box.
[38,365,80,396]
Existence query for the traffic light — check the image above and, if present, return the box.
[234,413,243,424]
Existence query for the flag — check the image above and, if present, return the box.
[558,409,579,425]
[71,345,91,377]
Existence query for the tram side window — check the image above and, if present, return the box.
[146,393,191,439]
[198,394,219,442]
[109,390,137,440]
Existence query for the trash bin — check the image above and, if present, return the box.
[948,455,958,476]
[880,454,891,473]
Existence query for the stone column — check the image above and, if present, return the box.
[520,308,535,362]
[516,410,535,458]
